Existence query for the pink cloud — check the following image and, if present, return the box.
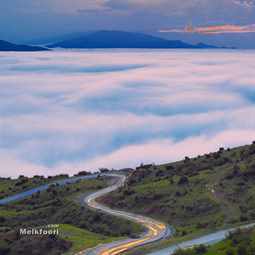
[1,50,255,177]
[57,129,255,175]
[160,24,255,34]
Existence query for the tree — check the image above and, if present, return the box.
[76,171,89,176]
[184,156,190,163]
[195,245,207,254]
[219,147,225,152]
[178,176,189,185]
[99,168,110,173]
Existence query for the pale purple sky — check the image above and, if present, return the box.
[1,0,255,42]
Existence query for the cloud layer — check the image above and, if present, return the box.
[160,24,255,34]
[1,50,255,177]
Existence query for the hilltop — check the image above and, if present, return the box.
[0,40,48,51]
[49,30,218,49]
[101,142,255,240]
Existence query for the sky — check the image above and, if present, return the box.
[1,50,255,177]
[1,0,255,42]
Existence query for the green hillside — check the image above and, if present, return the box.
[173,227,255,255]
[0,176,142,255]
[101,142,255,238]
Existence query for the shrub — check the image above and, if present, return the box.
[178,176,189,185]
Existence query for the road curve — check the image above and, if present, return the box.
[0,173,171,255]
[77,174,171,255]
[2,174,255,255]
[0,174,99,205]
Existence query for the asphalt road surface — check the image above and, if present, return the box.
[0,173,171,255]
[0,174,99,205]
[77,174,171,255]
[1,173,254,255]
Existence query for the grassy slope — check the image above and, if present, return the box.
[0,174,70,198]
[174,227,255,255]
[60,224,121,255]
[0,177,143,255]
[101,143,255,252]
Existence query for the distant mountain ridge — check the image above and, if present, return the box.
[0,40,49,51]
[49,30,218,49]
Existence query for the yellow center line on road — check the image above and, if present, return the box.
[101,237,150,255]
[99,223,167,255]
[76,174,169,255]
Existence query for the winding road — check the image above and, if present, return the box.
[78,174,171,255]
[0,174,99,205]
[1,173,255,255]
[80,175,255,255]
[0,173,171,255]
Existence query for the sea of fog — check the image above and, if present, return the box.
[1,49,255,177]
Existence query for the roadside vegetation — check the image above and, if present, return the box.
[0,174,70,199]
[0,175,143,255]
[3,142,255,255]
[101,142,255,251]
[173,227,255,255]
[59,224,121,255]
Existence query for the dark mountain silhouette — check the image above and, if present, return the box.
[0,40,49,51]
[49,31,218,49]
